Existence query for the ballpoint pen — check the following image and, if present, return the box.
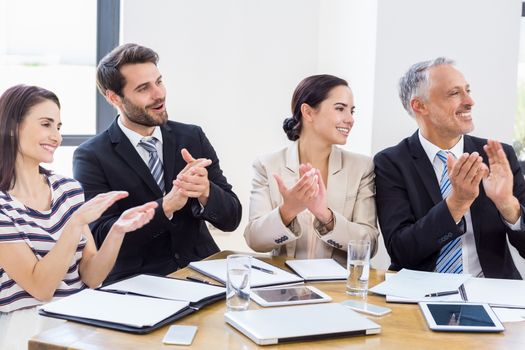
[246,264,276,274]
[186,276,211,284]
[424,290,459,297]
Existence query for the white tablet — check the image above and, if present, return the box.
[419,302,504,332]
[250,286,332,307]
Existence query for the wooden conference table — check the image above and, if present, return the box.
[30,251,525,350]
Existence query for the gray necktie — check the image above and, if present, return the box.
[138,138,165,193]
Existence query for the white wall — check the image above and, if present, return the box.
[372,0,522,153]
[370,0,522,270]
[122,0,322,252]
[122,0,523,270]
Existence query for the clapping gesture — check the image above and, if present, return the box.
[482,140,520,223]
[275,163,332,226]
[163,148,212,217]
[70,191,157,237]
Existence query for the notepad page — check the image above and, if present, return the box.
[285,259,347,280]
[463,277,525,308]
[39,289,189,327]
[189,258,303,287]
[383,273,463,303]
[101,275,225,303]
[370,269,471,299]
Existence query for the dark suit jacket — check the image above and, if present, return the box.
[73,119,242,283]
[374,131,525,279]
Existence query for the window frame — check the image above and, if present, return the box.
[61,0,120,146]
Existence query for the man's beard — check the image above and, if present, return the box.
[121,97,168,127]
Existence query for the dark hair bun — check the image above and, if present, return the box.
[282,117,300,141]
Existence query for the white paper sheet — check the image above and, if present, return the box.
[189,258,303,287]
[492,307,525,323]
[101,274,224,303]
[285,259,347,281]
[370,269,471,299]
[463,277,525,308]
[39,289,189,327]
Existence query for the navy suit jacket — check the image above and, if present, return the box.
[73,119,242,283]
[374,131,525,279]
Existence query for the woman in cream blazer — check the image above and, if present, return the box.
[244,75,378,264]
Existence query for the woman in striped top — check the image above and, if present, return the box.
[0,85,158,348]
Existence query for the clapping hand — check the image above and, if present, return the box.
[274,164,319,225]
[163,148,212,216]
[111,201,158,237]
[482,139,520,223]
[173,148,212,205]
[71,191,130,227]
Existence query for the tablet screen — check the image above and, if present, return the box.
[252,287,323,303]
[427,304,495,327]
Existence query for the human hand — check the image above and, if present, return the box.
[173,148,212,206]
[162,148,212,216]
[305,167,332,223]
[446,152,487,220]
[274,165,319,225]
[110,201,158,237]
[71,191,129,227]
[482,140,520,223]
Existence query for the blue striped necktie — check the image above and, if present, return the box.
[434,150,463,273]
[139,138,165,193]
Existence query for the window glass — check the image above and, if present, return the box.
[0,0,97,135]
[514,16,525,168]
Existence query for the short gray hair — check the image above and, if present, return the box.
[398,57,455,117]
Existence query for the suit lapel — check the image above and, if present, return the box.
[408,131,442,205]
[326,146,347,211]
[108,119,163,197]
[161,124,176,193]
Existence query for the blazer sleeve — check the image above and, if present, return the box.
[374,151,465,269]
[502,144,525,255]
[191,127,242,232]
[73,144,173,250]
[314,158,379,257]
[244,157,302,252]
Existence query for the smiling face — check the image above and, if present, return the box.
[17,99,62,165]
[416,64,475,147]
[305,85,355,146]
[112,62,168,129]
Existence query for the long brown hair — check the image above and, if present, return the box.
[0,85,60,191]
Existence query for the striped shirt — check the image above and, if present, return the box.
[0,174,87,313]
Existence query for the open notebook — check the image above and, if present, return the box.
[38,274,225,333]
[285,259,347,281]
[189,258,303,287]
[376,271,525,309]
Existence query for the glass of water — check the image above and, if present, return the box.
[226,254,252,311]
[346,240,371,297]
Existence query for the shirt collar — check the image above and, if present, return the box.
[418,129,464,163]
[117,116,163,147]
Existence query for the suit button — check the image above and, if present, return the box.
[174,253,180,259]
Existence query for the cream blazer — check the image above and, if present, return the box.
[244,142,378,264]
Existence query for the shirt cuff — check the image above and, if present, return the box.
[504,215,523,231]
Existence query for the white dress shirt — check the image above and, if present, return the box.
[418,131,522,277]
[117,116,164,166]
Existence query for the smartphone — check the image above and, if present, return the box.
[162,325,198,345]
[341,300,392,316]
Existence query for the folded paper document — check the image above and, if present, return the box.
[370,269,471,299]
[285,259,347,281]
[377,271,525,309]
[189,258,303,287]
[39,274,225,333]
